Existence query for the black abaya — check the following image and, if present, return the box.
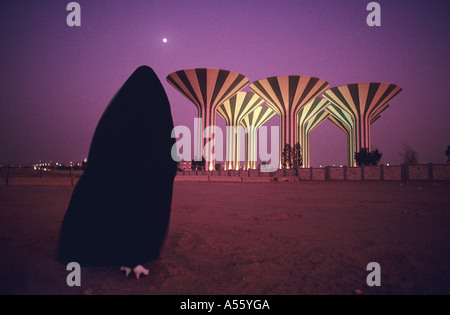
[57,66,177,267]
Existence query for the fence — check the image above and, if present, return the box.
[176,163,450,182]
[0,167,83,186]
[1,164,450,186]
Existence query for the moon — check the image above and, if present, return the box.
[163,38,168,43]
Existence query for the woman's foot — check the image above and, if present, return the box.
[133,265,149,279]
[120,265,149,279]
[120,266,132,277]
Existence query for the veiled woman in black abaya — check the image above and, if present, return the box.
[57,66,177,278]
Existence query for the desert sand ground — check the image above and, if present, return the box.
[0,181,449,295]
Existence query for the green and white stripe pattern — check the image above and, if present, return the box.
[240,106,276,170]
[297,97,330,168]
[326,104,356,167]
[249,75,329,168]
[302,109,330,168]
[217,92,264,170]
[167,68,249,170]
[322,83,402,157]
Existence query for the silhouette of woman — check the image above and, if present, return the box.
[57,66,177,278]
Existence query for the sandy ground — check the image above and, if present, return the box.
[0,181,449,295]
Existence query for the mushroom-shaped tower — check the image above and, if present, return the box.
[325,104,356,167]
[167,68,249,171]
[301,109,330,168]
[217,92,264,170]
[250,75,329,168]
[240,106,277,170]
[322,83,402,156]
[297,97,330,168]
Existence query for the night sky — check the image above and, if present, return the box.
[1,0,449,167]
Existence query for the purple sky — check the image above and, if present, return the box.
[0,0,449,166]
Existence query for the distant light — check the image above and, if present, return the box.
[163,38,168,43]
[387,163,390,166]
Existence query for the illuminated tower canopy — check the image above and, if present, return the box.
[297,97,330,168]
[240,106,276,170]
[301,109,330,168]
[322,83,402,155]
[250,75,329,168]
[217,92,264,170]
[326,104,356,167]
[167,68,249,170]
[326,103,383,167]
